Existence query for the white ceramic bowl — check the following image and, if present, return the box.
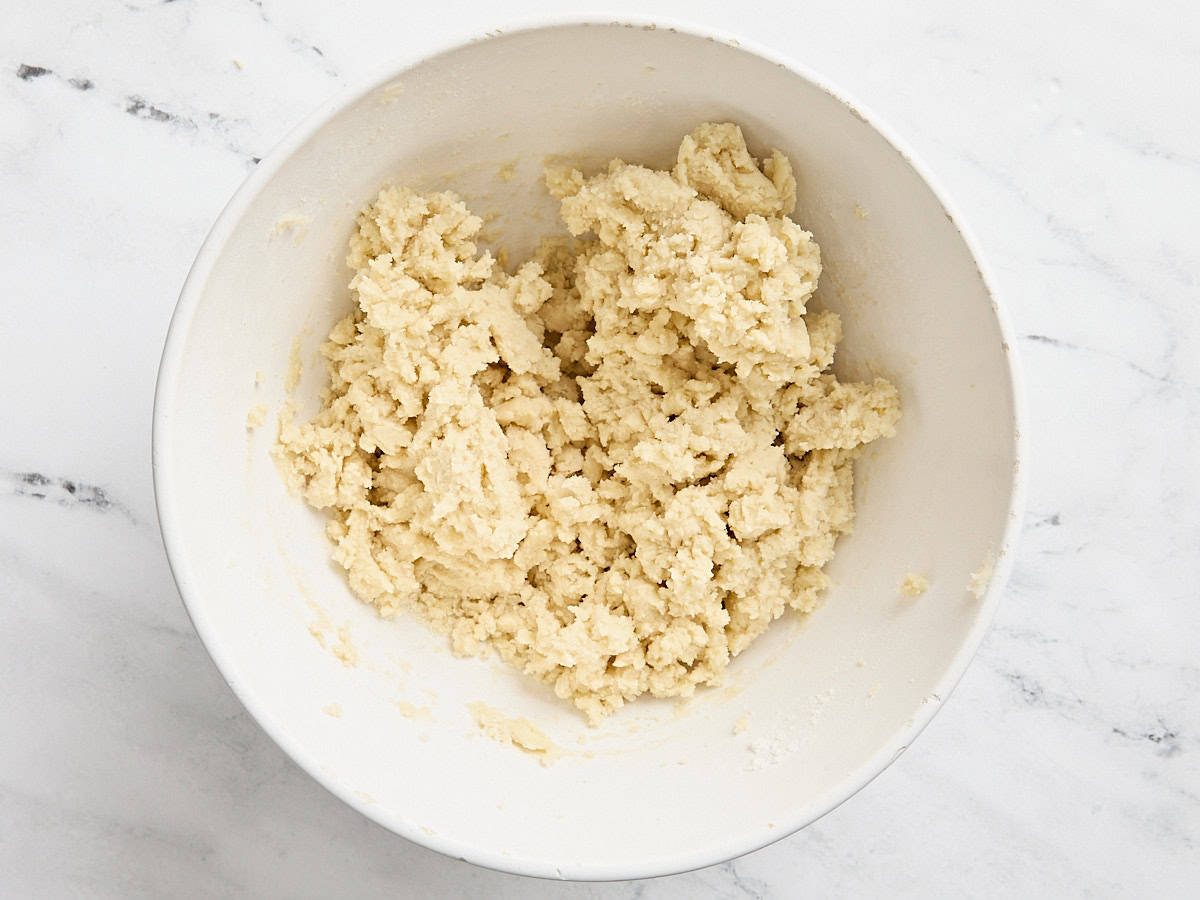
[154,20,1024,880]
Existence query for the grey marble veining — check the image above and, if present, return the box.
[2,0,1198,895]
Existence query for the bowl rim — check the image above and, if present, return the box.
[152,13,1028,882]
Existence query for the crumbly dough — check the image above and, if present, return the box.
[276,123,900,723]
[900,572,929,597]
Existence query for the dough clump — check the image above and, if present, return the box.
[277,123,900,722]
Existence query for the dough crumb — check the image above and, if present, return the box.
[276,123,900,723]
[245,404,267,429]
[284,335,303,393]
[733,713,751,735]
[495,160,518,182]
[307,623,326,648]
[306,602,332,649]
[270,212,313,245]
[854,203,869,219]
[392,699,433,720]
[323,702,343,718]
[254,369,265,386]
[967,551,995,599]
[900,572,929,597]
[233,58,245,70]
[332,623,359,667]
[467,702,561,764]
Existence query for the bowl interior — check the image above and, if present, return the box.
[155,23,1019,879]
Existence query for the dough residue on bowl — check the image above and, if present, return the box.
[467,701,560,764]
[967,550,994,599]
[275,123,900,723]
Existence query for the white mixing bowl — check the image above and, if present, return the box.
[153,20,1024,880]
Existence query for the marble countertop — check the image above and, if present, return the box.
[3,0,1197,895]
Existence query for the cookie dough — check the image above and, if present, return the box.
[276,123,900,722]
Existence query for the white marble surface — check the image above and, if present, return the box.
[2,0,1198,895]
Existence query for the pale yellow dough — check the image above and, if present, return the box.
[276,123,900,723]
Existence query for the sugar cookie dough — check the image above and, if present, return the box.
[276,123,900,723]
